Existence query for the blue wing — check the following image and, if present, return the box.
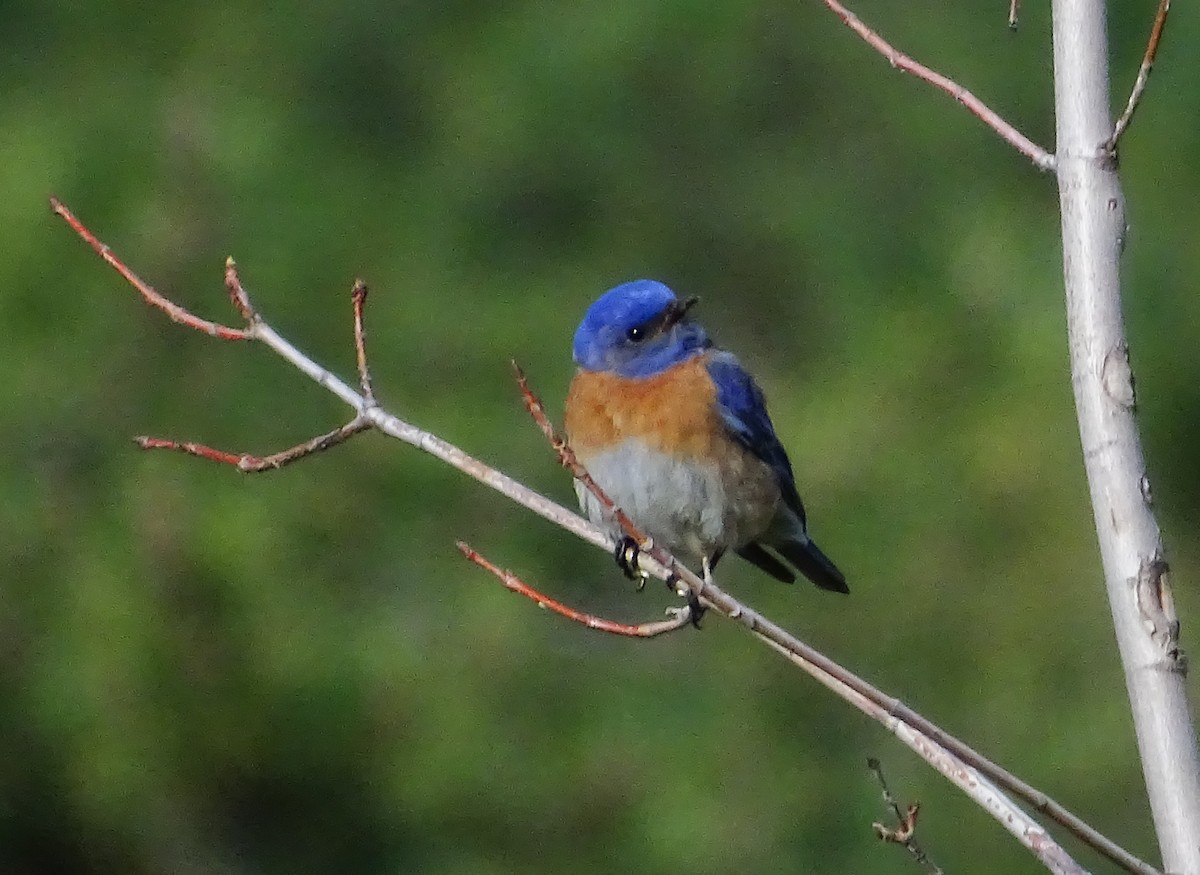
[705,351,806,526]
[706,351,848,593]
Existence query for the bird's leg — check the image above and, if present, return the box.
[613,535,648,590]
[664,556,710,629]
[683,588,706,628]
[614,535,706,627]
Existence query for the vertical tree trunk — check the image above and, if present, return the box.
[1051,1,1200,872]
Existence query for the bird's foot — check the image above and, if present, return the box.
[665,601,705,629]
[684,587,707,628]
[665,571,706,628]
[613,535,648,590]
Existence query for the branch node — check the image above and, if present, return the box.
[1101,342,1137,410]
[872,803,920,843]
[1139,474,1154,507]
[1134,554,1183,668]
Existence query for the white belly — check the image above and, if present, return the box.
[574,439,780,565]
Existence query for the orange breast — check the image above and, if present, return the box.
[564,355,723,459]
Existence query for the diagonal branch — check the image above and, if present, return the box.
[514,367,1159,875]
[1106,0,1171,150]
[53,198,1158,875]
[51,198,255,340]
[132,255,379,471]
[818,0,1055,171]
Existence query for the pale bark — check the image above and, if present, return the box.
[1051,2,1200,872]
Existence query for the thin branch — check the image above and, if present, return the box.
[50,198,255,340]
[351,279,377,404]
[53,199,1156,875]
[134,264,378,471]
[868,757,943,875]
[134,419,372,472]
[51,198,607,547]
[1106,0,1171,150]
[755,622,1087,874]
[222,256,258,324]
[517,370,1059,875]
[513,362,654,552]
[457,542,694,637]
[818,0,1055,171]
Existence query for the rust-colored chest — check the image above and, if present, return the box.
[564,355,723,459]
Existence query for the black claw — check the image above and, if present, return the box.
[613,536,643,585]
[684,586,706,629]
[664,572,706,629]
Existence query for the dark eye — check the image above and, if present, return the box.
[626,326,645,342]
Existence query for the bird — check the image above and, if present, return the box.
[564,279,847,595]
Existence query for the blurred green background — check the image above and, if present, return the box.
[3,1,1198,872]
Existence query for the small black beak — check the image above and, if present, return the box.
[663,295,699,328]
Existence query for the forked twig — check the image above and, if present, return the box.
[869,757,943,874]
[53,198,1159,875]
[819,0,1055,170]
[134,420,373,472]
[144,260,377,469]
[51,198,254,340]
[1107,0,1171,150]
[55,197,379,470]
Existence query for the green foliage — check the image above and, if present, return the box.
[2,1,1197,872]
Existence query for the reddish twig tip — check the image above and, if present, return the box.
[222,257,258,324]
[351,279,376,403]
[51,198,255,340]
[821,0,1053,170]
[457,541,693,638]
[134,418,372,472]
[1107,0,1171,150]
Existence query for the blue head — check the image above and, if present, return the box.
[573,280,710,378]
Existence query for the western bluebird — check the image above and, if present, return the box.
[564,279,847,594]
